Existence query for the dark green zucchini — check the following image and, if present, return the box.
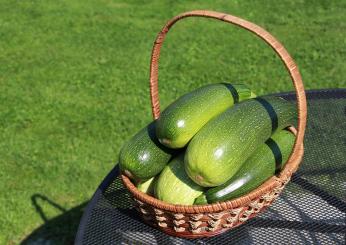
[119,122,176,182]
[194,129,296,204]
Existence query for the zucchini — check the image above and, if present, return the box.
[185,96,297,187]
[194,129,295,204]
[156,83,253,149]
[119,122,175,182]
[155,154,204,205]
[137,177,156,196]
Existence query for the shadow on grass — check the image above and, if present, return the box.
[21,194,87,245]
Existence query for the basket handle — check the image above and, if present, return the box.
[149,10,307,177]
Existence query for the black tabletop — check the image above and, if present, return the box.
[75,89,346,245]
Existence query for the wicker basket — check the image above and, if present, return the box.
[121,10,307,238]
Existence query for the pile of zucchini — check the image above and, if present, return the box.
[119,83,297,205]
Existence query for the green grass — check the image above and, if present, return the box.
[0,0,345,243]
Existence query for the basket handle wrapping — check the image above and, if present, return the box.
[149,10,307,178]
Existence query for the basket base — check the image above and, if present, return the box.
[158,223,240,239]
[140,218,237,239]
[140,206,270,239]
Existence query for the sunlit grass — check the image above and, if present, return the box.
[0,0,345,243]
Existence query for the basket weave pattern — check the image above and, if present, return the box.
[132,177,289,237]
[121,10,307,238]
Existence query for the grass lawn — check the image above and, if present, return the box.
[0,0,345,243]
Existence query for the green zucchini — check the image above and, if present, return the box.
[156,83,253,149]
[185,96,297,187]
[155,154,204,205]
[194,129,295,204]
[137,177,156,196]
[119,122,175,182]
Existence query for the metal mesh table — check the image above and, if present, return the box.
[75,89,346,245]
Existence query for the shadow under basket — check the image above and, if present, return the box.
[122,10,307,239]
